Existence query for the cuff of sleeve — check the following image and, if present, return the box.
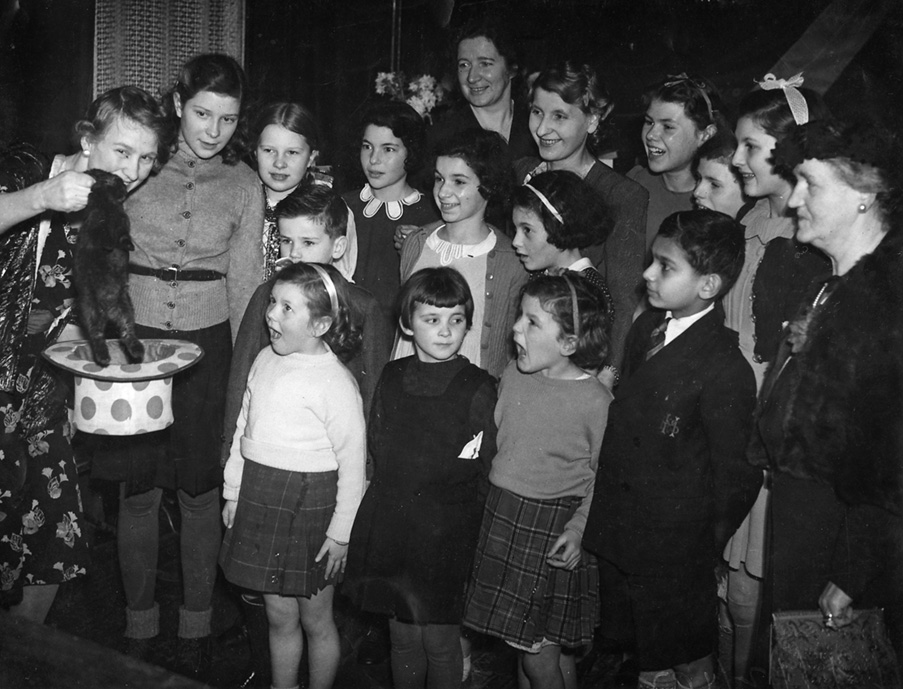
[223,484,240,501]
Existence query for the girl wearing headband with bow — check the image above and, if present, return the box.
[630,73,725,248]
[719,73,829,689]
[220,261,366,689]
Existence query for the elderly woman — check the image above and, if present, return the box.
[749,118,903,655]
[427,16,537,161]
[0,86,171,623]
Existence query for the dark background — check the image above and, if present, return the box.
[2,0,901,181]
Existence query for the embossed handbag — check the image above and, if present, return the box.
[770,609,902,688]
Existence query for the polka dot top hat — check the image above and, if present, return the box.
[43,339,203,436]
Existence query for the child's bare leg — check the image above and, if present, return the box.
[298,584,340,689]
[521,644,564,689]
[727,567,762,686]
[8,584,59,623]
[264,593,303,689]
[674,653,716,689]
[559,650,577,689]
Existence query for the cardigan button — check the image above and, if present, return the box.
[186,182,194,190]
[169,281,178,288]
[182,211,191,219]
[166,301,175,309]
[187,161,196,168]
[176,239,186,247]
[164,321,172,329]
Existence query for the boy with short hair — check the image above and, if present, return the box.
[584,209,761,689]
[692,130,752,221]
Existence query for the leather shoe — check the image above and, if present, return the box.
[356,625,389,665]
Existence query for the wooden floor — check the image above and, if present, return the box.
[1,479,626,689]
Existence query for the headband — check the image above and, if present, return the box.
[524,183,564,223]
[309,263,340,319]
[663,73,714,123]
[757,72,809,126]
[561,272,580,339]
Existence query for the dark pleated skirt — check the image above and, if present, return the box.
[220,462,338,597]
[463,485,599,650]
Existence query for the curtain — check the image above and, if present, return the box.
[93,0,246,98]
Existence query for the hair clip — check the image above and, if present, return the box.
[663,72,714,123]
[757,72,809,125]
[524,183,564,223]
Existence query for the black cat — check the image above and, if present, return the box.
[73,169,144,366]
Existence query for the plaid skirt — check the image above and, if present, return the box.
[219,462,337,597]
[463,485,600,651]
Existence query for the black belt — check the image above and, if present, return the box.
[129,264,224,282]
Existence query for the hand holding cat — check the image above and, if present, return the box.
[37,171,95,213]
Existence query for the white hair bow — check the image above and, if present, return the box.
[757,73,809,125]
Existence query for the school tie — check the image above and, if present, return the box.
[645,317,671,360]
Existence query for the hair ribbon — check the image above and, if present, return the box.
[663,72,714,123]
[757,72,808,125]
[309,263,340,319]
[524,183,564,223]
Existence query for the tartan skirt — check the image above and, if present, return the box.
[463,485,600,651]
[219,462,338,597]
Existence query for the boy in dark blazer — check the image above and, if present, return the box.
[583,209,760,689]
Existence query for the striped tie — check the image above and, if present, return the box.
[646,318,671,361]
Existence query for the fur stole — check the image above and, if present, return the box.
[781,230,903,515]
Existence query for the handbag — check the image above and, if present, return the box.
[770,608,902,688]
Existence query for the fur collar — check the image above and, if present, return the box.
[781,231,903,514]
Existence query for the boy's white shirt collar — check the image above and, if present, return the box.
[663,303,714,346]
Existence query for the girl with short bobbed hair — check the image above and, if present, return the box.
[516,61,647,373]
[393,128,527,378]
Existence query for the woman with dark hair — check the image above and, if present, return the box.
[427,16,537,161]
[103,53,264,677]
[0,86,170,623]
[345,100,439,321]
[394,128,526,378]
[750,117,903,659]
[630,73,726,248]
[516,61,648,372]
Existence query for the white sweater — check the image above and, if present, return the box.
[223,346,366,542]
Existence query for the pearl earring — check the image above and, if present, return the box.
[858,203,868,213]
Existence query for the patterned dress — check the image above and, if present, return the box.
[0,145,88,605]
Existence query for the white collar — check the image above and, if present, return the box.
[663,303,714,346]
[359,184,422,220]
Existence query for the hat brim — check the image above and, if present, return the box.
[43,339,204,382]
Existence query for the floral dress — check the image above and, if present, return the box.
[0,145,88,605]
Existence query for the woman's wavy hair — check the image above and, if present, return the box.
[521,272,611,372]
[512,170,612,250]
[434,128,513,210]
[452,15,520,90]
[531,62,614,156]
[164,53,251,165]
[252,101,320,158]
[358,100,427,175]
[75,86,175,172]
[274,262,362,362]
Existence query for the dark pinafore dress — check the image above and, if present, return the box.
[345,357,493,624]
